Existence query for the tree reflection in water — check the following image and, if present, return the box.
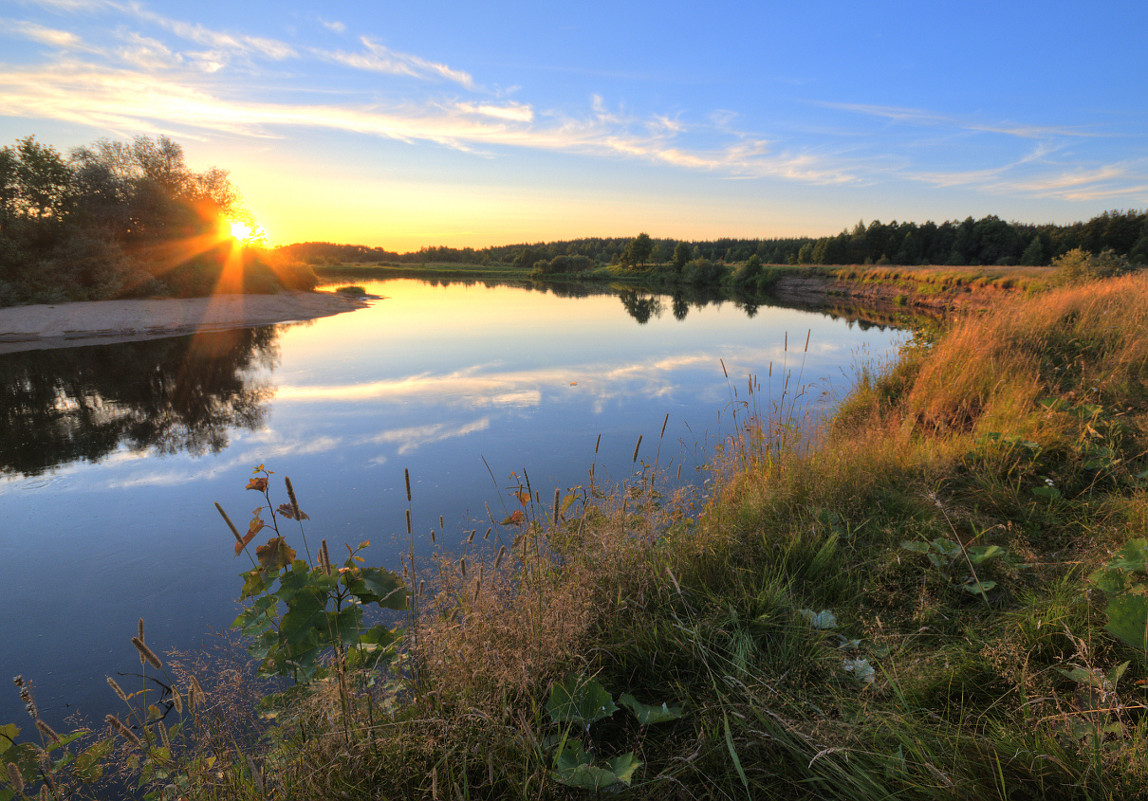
[0,326,279,477]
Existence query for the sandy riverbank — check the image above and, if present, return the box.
[0,291,370,354]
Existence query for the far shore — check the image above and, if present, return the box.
[0,291,370,354]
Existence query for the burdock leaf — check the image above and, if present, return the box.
[1104,594,1148,651]
[618,693,683,725]
[501,510,525,526]
[246,477,268,492]
[547,675,617,727]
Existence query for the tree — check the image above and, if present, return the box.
[1019,236,1045,266]
[619,233,653,269]
[672,242,691,271]
[13,136,72,225]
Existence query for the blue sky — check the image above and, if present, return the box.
[1,0,1145,249]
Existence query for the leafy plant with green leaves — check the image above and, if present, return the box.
[546,675,681,791]
[1089,539,1148,652]
[900,537,1006,601]
[218,466,408,688]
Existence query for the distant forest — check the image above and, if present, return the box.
[280,209,1148,269]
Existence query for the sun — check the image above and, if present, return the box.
[229,220,254,242]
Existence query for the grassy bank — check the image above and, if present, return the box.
[6,276,1148,799]
[314,259,1056,308]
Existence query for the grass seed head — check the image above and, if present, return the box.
[106,676,128,702]
[106,714,142,748]
[6,763,23,795]
[131,636,163,670]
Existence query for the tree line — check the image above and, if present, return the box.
[0,135,314,305]
[281,210,1147,271]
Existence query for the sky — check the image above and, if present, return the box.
[1,0,1146,251]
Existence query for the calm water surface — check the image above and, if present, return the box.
[0,278,905,725]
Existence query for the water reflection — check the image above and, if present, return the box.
[0,327,278,477]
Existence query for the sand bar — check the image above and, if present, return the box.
[0,291,369,354]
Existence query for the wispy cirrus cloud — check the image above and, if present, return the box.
[321,36,475,89]
[0,61,859,183]
[821,102,1103,140]
[2,18,103,52]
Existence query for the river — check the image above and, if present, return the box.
[0,277,907,727]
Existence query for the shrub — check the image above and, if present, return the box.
[1052,247,1133,284]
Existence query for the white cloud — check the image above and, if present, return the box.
[3,19,103,53]
[321,36,475,89]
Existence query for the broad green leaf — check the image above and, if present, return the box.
[1104,594,1148,651]
[967,545,1004,565]
[0,723,18,756]
[1055,666,1105,688]
[1089,566,1129,595]
[239,567,268,599]
[900,541,932,554]
[797,608,837,629]
[932,538,963,558]
[1032,485,1061,500]
[327,605,364,647]
[1108,540,1148,574]
[351,567,408,610]
[844,657,875,685]
[618,693,683,725]
[1108,660,1131,686]
[605,752,641,786]
[547,676,617,727]
[552,740,640,790]
[280,591,326,641]
[962,579,996,597]
[73,737,113,783]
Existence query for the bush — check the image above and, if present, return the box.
[1052,247,1133,284]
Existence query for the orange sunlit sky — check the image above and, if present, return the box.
[2,1,1146,251]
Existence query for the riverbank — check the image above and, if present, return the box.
[0,290,369,354]
[316,261,1056,313]
[333,274,1146,798]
